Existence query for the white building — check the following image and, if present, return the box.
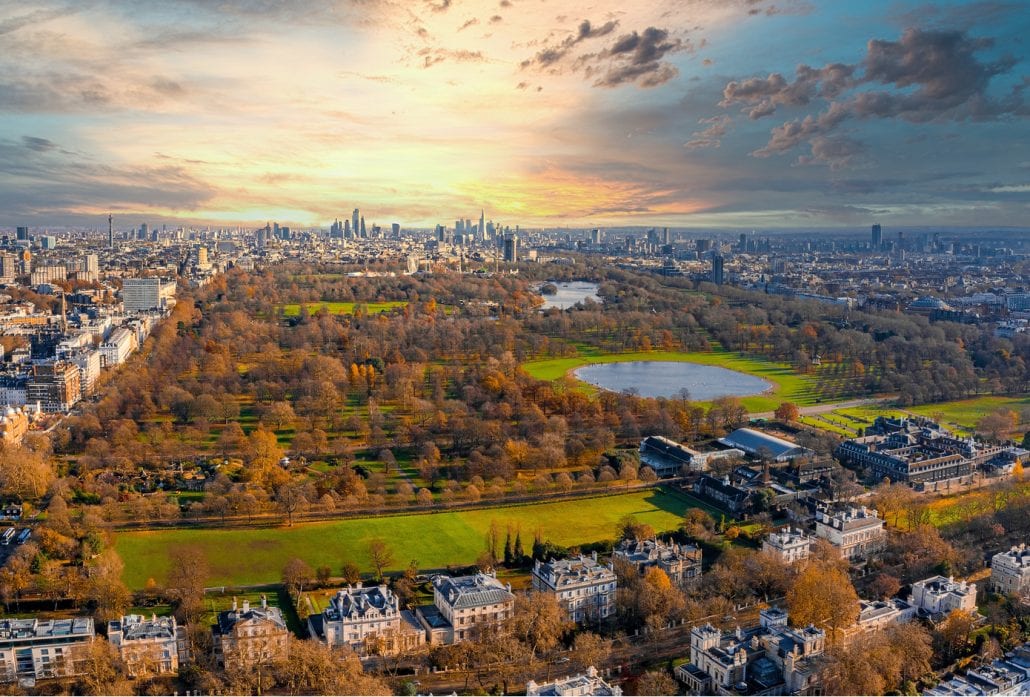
[762,528,814,565]
[909,576,978,619]
[991,544,1030,599]
[416,572,515,644]
[814,506,885,562]
[613,538,702,588]
[121,277,176,313]
[307,584,423,656]
[527,666,622,696]
[0,617,95,683]
[69,350,102,395]
[212,597,289,668]
[100,327,137,367]
[108,614,187,677]
[532,553,617,624]
[854,598,916,633]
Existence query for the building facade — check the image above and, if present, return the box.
[991,545,1030,599]
[307,584,423,656]
[108,614,187,677]
[532,553,617,623]
[909,576,979,619]
[814,507,885,562]
[613,538,702,588]
[26,361,81,413]
[0,618,95,683]
[416,572,515,644]
[212,597,289,668]
[762,528,814,565]
[527,666,622,696]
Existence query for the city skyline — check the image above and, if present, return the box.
[0,0,1028,228]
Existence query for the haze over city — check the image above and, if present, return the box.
[1,0,1028,228]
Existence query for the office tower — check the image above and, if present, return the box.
[344,219,351,237]
[359,216,366,237]
[479,210,485,237]
[391,223,400,236]
[456,220,464,236]
[662,227,671,245]
[0,253,17,283]
[352,209,360,237]
[108,214,113,249]
[871,223,882,248]
[503,233,518,263]
[273,222,280,239]
[15,227,28,241]
[739,232,747,250]
[711,255,725,285]
[591,228,602,245]
[436,224,446,242]
[139,223,149,240]
[197,246,209,267]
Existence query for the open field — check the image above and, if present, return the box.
[797,396,1029,438]
[281,301,409,317]
[520,348,818,412]
[114,489,698,589]
[906,395,1030,435]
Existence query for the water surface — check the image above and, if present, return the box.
[538,281,600,310]
[573,360,771,400]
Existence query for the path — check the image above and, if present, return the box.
[749,396,894,420]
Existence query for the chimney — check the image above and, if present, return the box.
[261,594,267,609]
[232,597,237,612]
[242,599,250,613]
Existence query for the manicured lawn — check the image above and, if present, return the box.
[281,301,409,317]
[907,395,1029,434]
[521,349,818,412]
[114,489,696,589]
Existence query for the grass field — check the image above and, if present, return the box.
[907,395,1030,434]
[520,348,817,412]
[114,489,697,589]
[281,301,409,317]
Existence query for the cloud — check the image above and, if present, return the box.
[590,27,685,87]
[21,136,59,152]
[458,17,478,31]
[419,48,486,68]
[718,27,1026,167]
[520,18,620,71]
[684,115,730,149]
[425,0,451,12]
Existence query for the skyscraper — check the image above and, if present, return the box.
[15,227,28,241]
[503,233,518,263]
[871,223,882,248]
[711,255,725,285]
[108,214,113,249]
[359,216,366,237]
[479,210,485,237]
[352,209,360,237]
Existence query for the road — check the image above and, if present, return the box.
[749,396,894,420]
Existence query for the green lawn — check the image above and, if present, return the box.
[281,301,409,317]
[114,489,696,589]
[907,395,1030,434]
[520,349,818,412]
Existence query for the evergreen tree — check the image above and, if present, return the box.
[503,528,513,566]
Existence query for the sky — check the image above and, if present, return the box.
[0,0,1028,229]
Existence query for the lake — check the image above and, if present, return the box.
[573,361,772,400]
[538,281,600,310]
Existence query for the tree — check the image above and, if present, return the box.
[72,637,127,695]
[571,631,611,673]
[271,639,391,695]
[786,560,859,641]
[282,557,315,596]
[868,573,901,600]
[0,443,55,499]
[316,565,333,587]
[367,538,394,581]
[275,481,308,526]
[166,545,210,626]
[341,561,362,585]
[636,669,678,696]
[774,401,801,422]
[935,608,977,661]
[510,593,568,658]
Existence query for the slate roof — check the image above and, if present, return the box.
[433,573,514,609]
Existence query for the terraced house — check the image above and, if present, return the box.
[307,584,424,656]
[613,538,703,588]
[532,553,617,624]
[108,614,187,677]
[212,597,289,669]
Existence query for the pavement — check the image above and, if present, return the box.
[749,396,894,420]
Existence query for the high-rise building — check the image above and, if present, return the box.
[359,216,366,237]
[352,209,360,237]
[871,223,882,248]
[15,227,28,241]
[391,222,400,236]
[711,255,725,285]
[122,277,176,312]
[591,228,603,245]
[139,223,149,240]
[0,253,17,283]
[503,233,518,263]
[344,219,351,237]
[107,214,114,249]
[479,210,485,237]
[662,227,671,245]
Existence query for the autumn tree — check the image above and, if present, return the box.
[786,559,859,642]
[774,402,801,422]
[282,557,315,596]
[367,538,394,580]
[165,545,211,626]
[636,669,678,696]
[509,593,568,659]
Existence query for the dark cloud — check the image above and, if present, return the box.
[489,15,502,23]
[425,0,451,13]
[0,5,83,36]
[519,18,619,71]
[21,136,58,152]
[457,17,478,31]
[719,27,1026,167]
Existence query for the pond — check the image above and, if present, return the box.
[537,281,600,310]
[572,361,772,400]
